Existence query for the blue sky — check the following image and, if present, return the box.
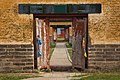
[57,28,61,35]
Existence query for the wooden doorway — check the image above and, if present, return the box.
[33,18,50,69]
[33,14,88,70]
[72,17,88,69]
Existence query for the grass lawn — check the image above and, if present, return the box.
[0,73,41,80]
[66,42,72,59]
[49,48,54,60]
[71,73,120,80]
[57,38,65,40]
[66,42,72,48]
[49,42,56,60]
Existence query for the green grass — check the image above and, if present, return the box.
[66,42,72,59]
[57,38,65,40]
[49,48,54,60]
[49,42,56,60]
[71,73,120,80]
[0,73,40,80]
[50,42,56,48]
[66,42,72,48]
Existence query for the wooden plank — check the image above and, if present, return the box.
[50,22,72,25]
[72,17,85,69]
[41,19,45,68]
[33,18,37,69]
[34,14,88,18]
[36,19,50,69]
[45,18,50,69]
[18,4,101,14]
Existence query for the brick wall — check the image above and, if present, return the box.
[0,44,34,72]
[88,44,120,70]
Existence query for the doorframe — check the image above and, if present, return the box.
[33,14,88,69]
[33,17,37,69]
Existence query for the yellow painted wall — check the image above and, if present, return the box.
[0,0,120,44]
[0,0,33,44]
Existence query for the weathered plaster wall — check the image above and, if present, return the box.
[0,0,120,44]
[88,0,120,44]
[0,0,33,44]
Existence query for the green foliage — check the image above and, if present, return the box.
[49,42,55,60]
[66,42,72,48]
[50,42,56,48]
[66,42,72,59]
[49,48,54,60]
[57,38,65,40]
[0,74,38,80]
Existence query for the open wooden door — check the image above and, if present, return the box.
[34,18,50,69]
[72,17,87,69]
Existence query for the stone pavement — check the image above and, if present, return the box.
[22,72,85,80]
[23,42,81,80]
[50,42,72,71]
